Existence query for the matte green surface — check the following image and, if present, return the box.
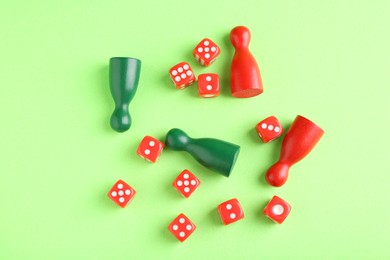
[109,57,141,132]
[166,128,240,177]
[0,1,389,259]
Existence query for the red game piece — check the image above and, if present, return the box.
[230,26,263,98]
[217,198,244,225]
[136,136,164,163]
[193,38,221,66]
[265,115,324,187]
[168,213,196,242]
[263,196,291,224]
[107,179,136,208]
[197,73,220,97]
[172,169,200,198]
[169,62,196,89]
[256,116,283,143]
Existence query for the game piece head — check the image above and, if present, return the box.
[165,128,191,151]
[265,162,289,187]
[110,108,131,132]
[230,26,251,49]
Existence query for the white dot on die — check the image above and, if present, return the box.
[272,204,285,215]
[111,191,117,197]
[117,184,123,189]
[144,149,150,155]
[149,141,155,147]
[172,70,178,76]
[205,53,210,59]
[178,67,183,73]
[206,85,212,91]
[181,73,186,79]
[226,204,232,210]
[118,190,124,196]
[184,180,189,186]
[119,197,125,203]
[190,180,197,186]
[204,47,210,52]
[230,213,236,219]
[183,173,189,179]
[206,76,212,81]
[186,70,192,76]
[204,40,209,46]
[179,218,185,224]
[211,47,216,52]
[183,64,189,70]
[173,225,178,231]
[274,127,280,133]
[184,187,190,193]
[125,189,131,195]
[268,125,274,131]
[186,225,192,230]
[179,232,185,238]
[198,47,203,53]
[177,180,183,187]
[261,123,267,129]
[175,76,181,82]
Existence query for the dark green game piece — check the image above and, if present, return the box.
[109,57,141,132]
[165,128,240,177]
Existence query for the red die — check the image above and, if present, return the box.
[172,169,200,198]
[217,198,244,225]
[168,213,196,242]
[169,62,196,89]
[198,73,220,98]
[108,179,136,208]
[263,196,291,224]
[256,116,283,143]
[193,38,221,66]
[136,136,164,163]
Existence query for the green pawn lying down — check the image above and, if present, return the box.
[165,128,240,177]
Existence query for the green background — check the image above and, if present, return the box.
[1,0,389,259]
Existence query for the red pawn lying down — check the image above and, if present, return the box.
[265,115,324,187]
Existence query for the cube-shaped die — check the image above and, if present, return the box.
[198,73,220,98]
[172,169,200,198]
[263,196,291,224]
[217,198,244,225]
[108,180,136,208]
[136,136,164,163]
[168,213,196,242]
[256,116,283,143]
[193,38,221,66]
[169,62,196,89]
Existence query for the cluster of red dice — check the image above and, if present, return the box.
[107,114,289,242]
[106,26,324,243]
[169,38,221,97]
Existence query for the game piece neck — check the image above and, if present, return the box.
[230,26,251,49]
